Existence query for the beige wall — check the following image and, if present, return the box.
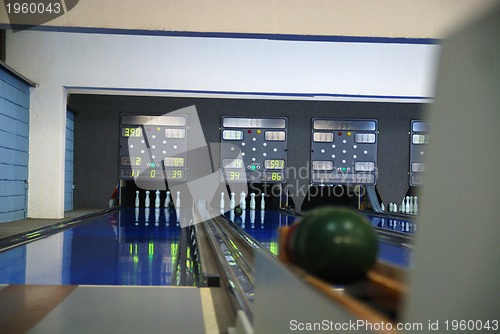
[1,0,498,39]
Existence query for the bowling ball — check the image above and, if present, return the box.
[289,206,378,284]
[234,207,243,216]
[168,201,175,208]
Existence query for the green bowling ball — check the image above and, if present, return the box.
[290,206,378,284]
[234,207,243,216]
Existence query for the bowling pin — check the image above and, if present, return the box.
[414,196,418,215]
[240,192,246,210]
[400,199,405,214]
[176,191,181,208]
[165,191,171,208]
[230,192,236,210]
[260,193,265,210]
[381,202,385,212]
[388,203,394,213]
[250,193,256,210]
[135,191,140,208]
[220,192,225,210]
[393,203,398,213]
[155,190,161,208]
[145,191,151,208]
[407,196,413,214]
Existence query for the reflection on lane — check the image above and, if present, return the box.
[0,208,198,286]
[224,209,415,269]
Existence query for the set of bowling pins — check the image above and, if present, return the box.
[220,191,266,211]
[384,196,418,215]
[135,190,181,209]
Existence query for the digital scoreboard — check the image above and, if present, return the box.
[310,119,378,185]
[409,120,429,186]
[119,114,188,182]
[220,117,288,183]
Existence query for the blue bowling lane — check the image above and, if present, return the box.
[0,208,194,286]
[224,209,415,269]
[223,209,301,256]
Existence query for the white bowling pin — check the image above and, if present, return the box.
[176,191,181,208]
[165,191,171,207]
[145,191,150,208]
[393,203,398,213]
[230,192,236,210]
[260,193,265,210]
[135,191,140,208]
[250,193,256,210]
[414,196,418,215]
[381,202,385,212]
[400,199,405,213]
[408,196,413,214]
[388,203,394,213]
[240,192,246,210]
[155,190,161,208]
[220,192,225,210]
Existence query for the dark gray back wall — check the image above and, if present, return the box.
[69,94,426,209]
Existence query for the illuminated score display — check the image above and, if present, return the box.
[264,159,285,170]
[164,157,185,167]
[122,127,142,137]
[119,114,188,182]
[220,117,288,183]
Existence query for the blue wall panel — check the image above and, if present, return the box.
[64,111,74,211]
[0,68,30,223]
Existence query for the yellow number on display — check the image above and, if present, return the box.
[150,170,156,178]
[174,158,183,167]
[230,172,240,180]
[271,172,282,181]
[172,170,183,179]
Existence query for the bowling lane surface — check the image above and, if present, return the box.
[224,209,414,269]
[0,208,197,286]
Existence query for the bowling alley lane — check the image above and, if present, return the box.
[0,208,199,286]
[223,208,415,270]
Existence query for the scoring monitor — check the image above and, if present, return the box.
[409,120,429,186]
[119,114,188,182]
[220,117,288,183]
[310,118,378,185]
